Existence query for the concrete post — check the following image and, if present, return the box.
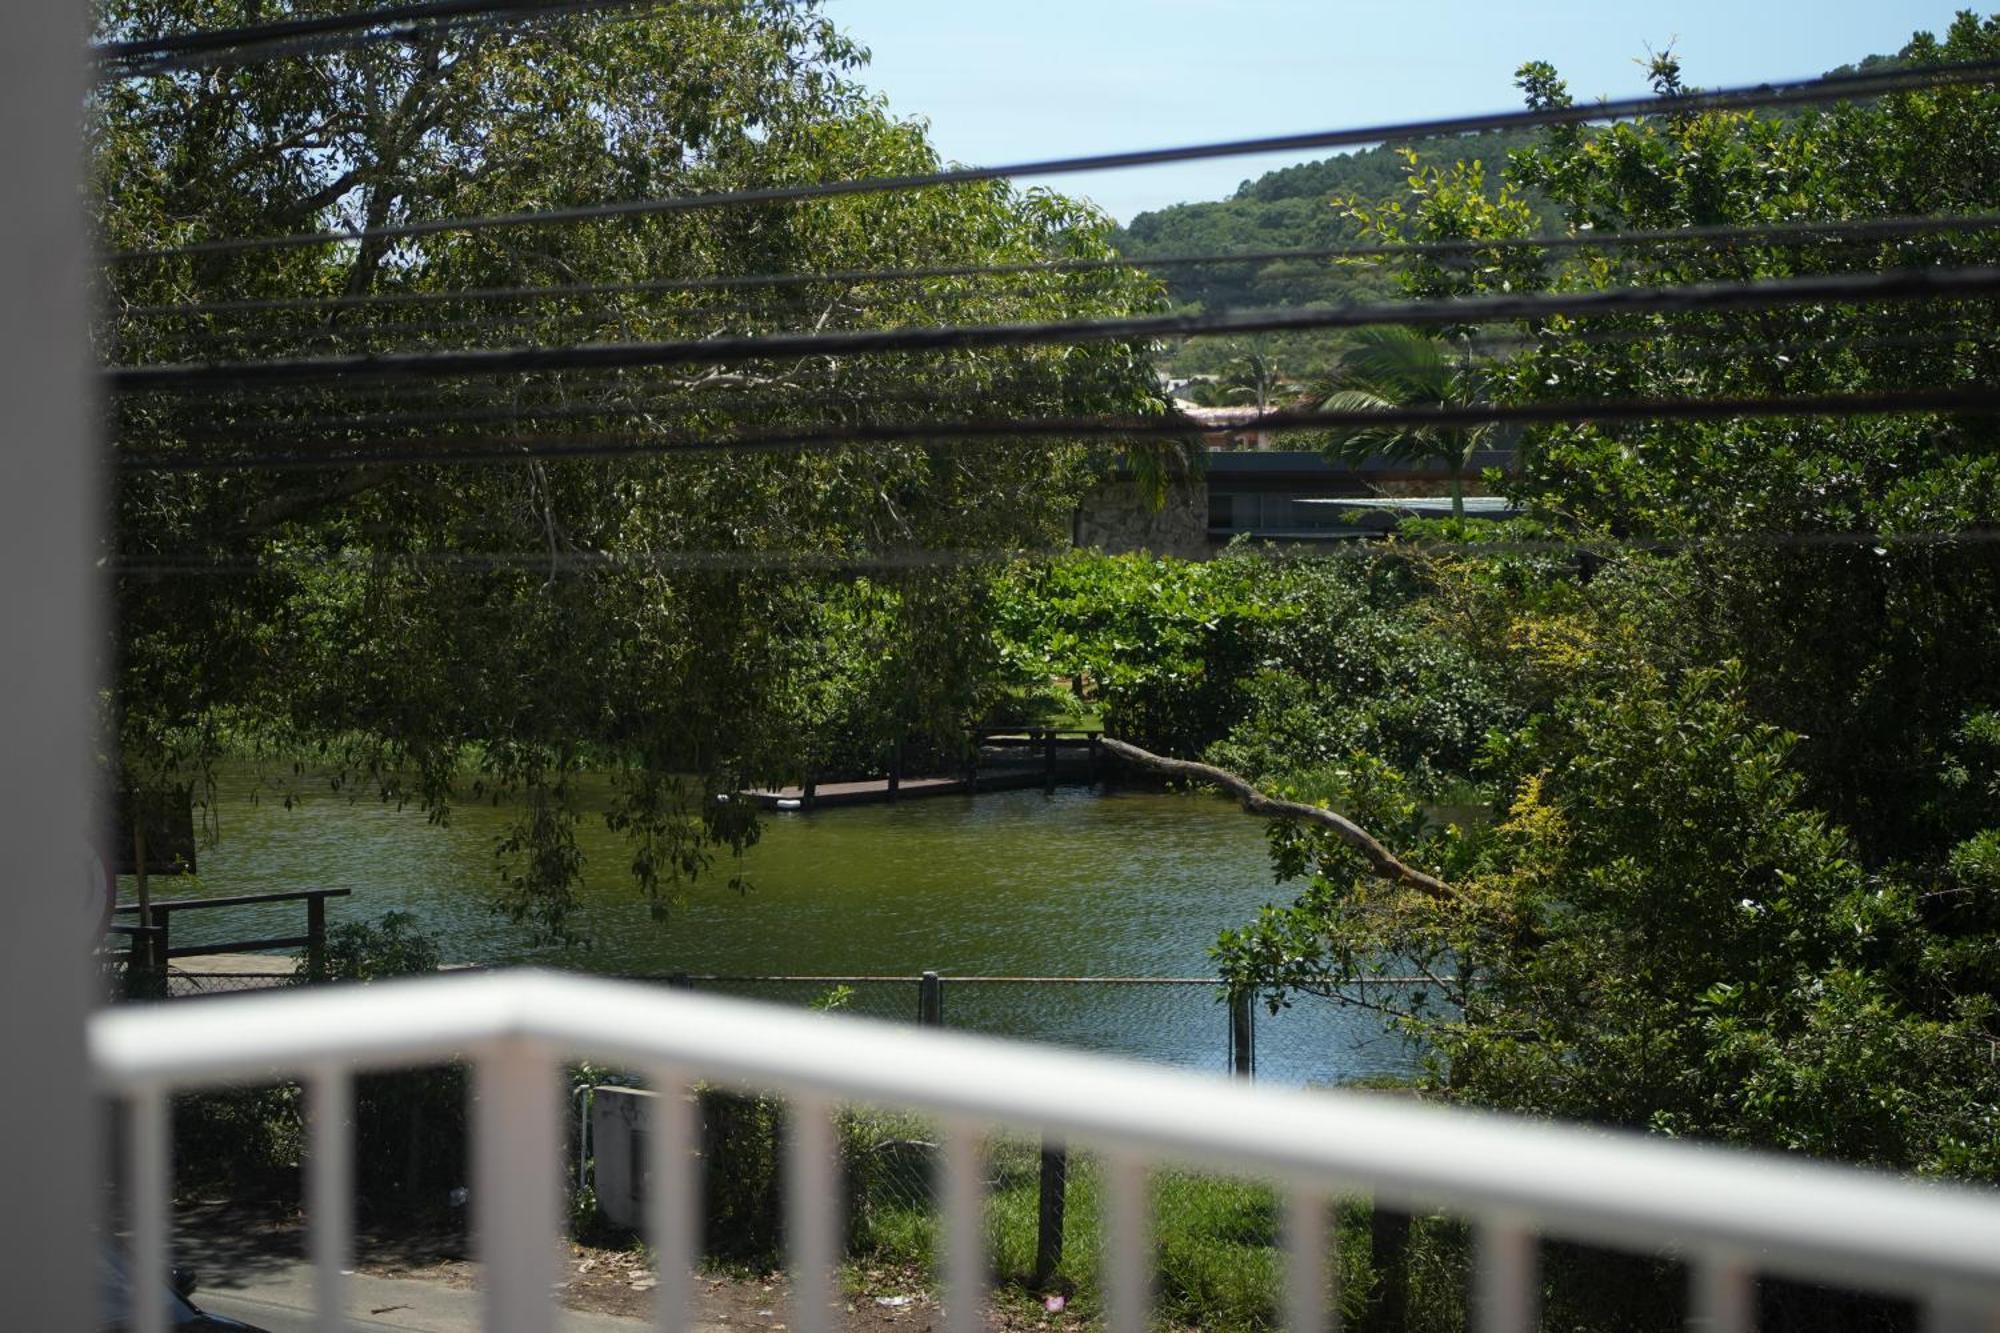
[0,9,99,1316]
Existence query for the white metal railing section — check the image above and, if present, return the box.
[90,970,2000,1333]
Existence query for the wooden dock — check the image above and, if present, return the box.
[742,728,1105,811]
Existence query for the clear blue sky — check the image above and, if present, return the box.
[826,1,1983,222]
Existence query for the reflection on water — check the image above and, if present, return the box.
[145,768,1419,1084]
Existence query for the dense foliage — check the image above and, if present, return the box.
[96,0,1170,940]
[1176,14,2000,1188]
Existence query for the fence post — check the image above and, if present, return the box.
[1229,987,1255,1079]
[919,971,944,1027]
[146,912,172,1000]
[887,736,903,802]
[306,893,327,983]
[1033,1140,1068,1290]
[1363,1206,1412,1333]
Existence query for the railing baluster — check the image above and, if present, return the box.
[474,1039,560,1333]
[941,1124,986,1333]
[130,1085,170,1333]
[786,1092,839,1333]
[1689,1254,1753,1333]
[646,1067,700,1333]
[1474,1219,1537,1333]
[308,1067,353,1333]
[1927,1296,2000,1333]
[1284,1187,1334,1333]
[1103,1152,1150,1333]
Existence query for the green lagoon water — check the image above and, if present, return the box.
[144,769,1417,1084]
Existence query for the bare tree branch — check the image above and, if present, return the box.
[1098,736,1458,900]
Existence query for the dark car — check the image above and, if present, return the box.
[101,1246,271,1332]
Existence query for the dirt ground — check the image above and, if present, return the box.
[174,1196,1076,1332]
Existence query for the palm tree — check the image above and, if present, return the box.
[1312,326,1495,522]
[1218,350,1286,413]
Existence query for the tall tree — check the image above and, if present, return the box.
[94,0,1170,939]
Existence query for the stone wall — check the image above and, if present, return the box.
[1072,474,1209,559]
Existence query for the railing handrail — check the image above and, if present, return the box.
[113,887,351,914]
[89,968,2000,1308]
[643,973,1435,985]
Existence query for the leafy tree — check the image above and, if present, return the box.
[1199,16,2000,1195]
[95,0,1169,940]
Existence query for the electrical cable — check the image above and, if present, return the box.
[115,210,2000,323]
[103,57,2000,263]
[138,324,1998,445]
[103,522,2000,579]
[105,265,2000,393]
[114,384,2000,474]
[93,0,688,76]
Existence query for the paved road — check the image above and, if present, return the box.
[189,1261,651,1333]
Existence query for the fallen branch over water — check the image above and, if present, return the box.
[1096,736,1457,900]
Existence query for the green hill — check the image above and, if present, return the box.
[1113,128,1553,387]
[1114,127,1550,315]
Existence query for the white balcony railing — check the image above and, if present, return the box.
[92,969,2000,1333]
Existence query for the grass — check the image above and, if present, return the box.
[714,1106,1677,1331]
[839,1117,1487,1332]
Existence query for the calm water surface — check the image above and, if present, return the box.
[154,769,1418,1083]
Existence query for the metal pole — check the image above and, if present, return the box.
[919,971,944,1027]
[1229,988,1255,1080]
[1032,1139,1068,1290]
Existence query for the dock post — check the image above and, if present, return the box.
[1088,734,1101,787]
[306,893,327,983]
[918,971,944,1027]
[1229,987,1255,1079]
[803,774,817,810]
[1043,729,1056,795]
[887,737,902,803]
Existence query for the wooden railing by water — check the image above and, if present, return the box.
[113,888,352,983]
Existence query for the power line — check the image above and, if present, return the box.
[114,384,2000,474]
[105,265,2000,393]
[92,0,677,76]
[103,523,2000,579]
[104,58,2000,263]
[115,278,1082,358]
[107,545,1062,576]
[135,324,1994,445]
[116,211,2000,324]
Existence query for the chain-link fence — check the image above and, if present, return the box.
[98,953,300,1001]
[634,972,1425,1088]
[104,956,1427,1086]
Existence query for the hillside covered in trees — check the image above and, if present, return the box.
[1114,130,1549,387]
